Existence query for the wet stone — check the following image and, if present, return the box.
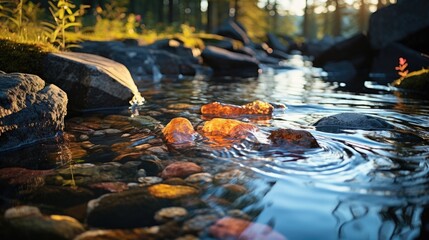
[216,184,248,202]
[201,118,259,143]
[162,117,199,145]
[2,207,84,240]
[147,184,200,199]
[214,169,246,185]
[185,173,213,185]
[104,128,122,134]
[201,100,274,117]
[314,113,394,133]
[88,182,129,193]
[268,128,320,148]
[154,207,188,222]
[183,214,219,233]
[209,217,286,240]
[138,176,163,186]
[161,162,203,179]
[4,206,42,219]
[147,146,167,153]
[79,134,89,141]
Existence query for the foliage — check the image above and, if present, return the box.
[395,57,409,78]
[42,0,88,50]
[236,0,269,42]
[0,38,56,74]
[0,0,46,42]
[392,69,429,91]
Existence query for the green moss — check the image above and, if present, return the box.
[0,38,57,75]
[392,69,429,91]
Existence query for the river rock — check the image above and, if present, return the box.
[201,46,259,78]
[42,52,143,111]
[154,207,188,222]
[368,0,429,49]
[0,72,67,151]
[1,207,84,240]
[209,217,285,240]
[183,214,219,233]
[201,118,259,140]
[160,162,203,179]
[269,129,320,148]
[185,173,213,185]
[314,113,394,133]
[201,100,273,117]
[162,117,199,145]
[86,184,199,228]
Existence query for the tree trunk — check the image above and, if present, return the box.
[332,0,342,36]
[302,0,309,38]
[168,0,174,23]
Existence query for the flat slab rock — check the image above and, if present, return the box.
[42,52,143,111]
[314,113,394,133]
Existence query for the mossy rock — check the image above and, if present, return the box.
[0,39,56,75]
[392,69,429,91]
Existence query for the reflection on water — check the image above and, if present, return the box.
[1,55,429,239]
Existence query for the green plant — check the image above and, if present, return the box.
[43,0,88,50]
[395,57,409,78]
[0,0,24,37]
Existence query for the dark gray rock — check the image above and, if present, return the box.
[216,20,252,46]
[368,0,429,49]
[314,113,394,133]
[0,73,67,152]
[42,52,143,111]
[76,41,211,81]
[202,46,259,78]
[86,184,200,228]
[267,33,289,53]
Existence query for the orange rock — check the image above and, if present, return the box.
[162,117,198,145]
[201,118,258,140]
[269,128,319,148]
[201,100,273,117]
[147,184,199,199]
[209,217,285,240]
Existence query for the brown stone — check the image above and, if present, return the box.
[162,117,198,145]
[161,161,203,179]
[269,128,320,148]
[201,100,273,117]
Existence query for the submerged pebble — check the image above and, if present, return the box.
[154,207,188,222]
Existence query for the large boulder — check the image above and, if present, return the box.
[202,46,259,78]
[368,0,429,49]
[0,72,67,152]
[42,52,143,111]
[313,33,373,82]
[76,41,211,81]
[266,33,289,53]
[314,113,394,133]
[216,20,252,46]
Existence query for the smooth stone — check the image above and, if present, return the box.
[209,217,286,240]
[213,170,246,185]
[154,207,188,222]
[161,162,203,179]
[138,176,163,186]
[314,113,394,133]
[183,214,219,233]
[4,206,42,219]
[268,128,320,148]
[185,173,213,185]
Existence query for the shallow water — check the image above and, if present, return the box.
[1,56,429,239]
